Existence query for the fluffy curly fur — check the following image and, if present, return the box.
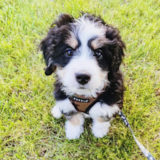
[40,13,125,139]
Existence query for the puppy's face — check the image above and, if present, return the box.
[41,13,125,97]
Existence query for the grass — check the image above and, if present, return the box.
[0,0,160,159]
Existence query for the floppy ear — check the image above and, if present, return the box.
[40,14,74,76]
[106,25,125,73]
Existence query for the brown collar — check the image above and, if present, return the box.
[69,92,104,114]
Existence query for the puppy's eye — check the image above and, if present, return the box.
[66,49,73,56]
[94,50,102,59]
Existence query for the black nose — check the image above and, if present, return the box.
[76,73,91,85]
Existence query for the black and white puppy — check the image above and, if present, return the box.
[40,13,125,139]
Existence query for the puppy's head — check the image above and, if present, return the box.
[40,13,125,97]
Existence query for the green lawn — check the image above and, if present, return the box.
[0,0,160,159]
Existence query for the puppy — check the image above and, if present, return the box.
[40,13,125,139]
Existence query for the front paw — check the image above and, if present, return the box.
[92,121,110,138]
[51,106,62,119]
[65,121,84,139]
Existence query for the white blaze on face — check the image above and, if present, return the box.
[77,16,106,49]
[56,16,109,97]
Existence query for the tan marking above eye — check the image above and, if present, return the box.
[65,32,78,49]
[91,37,108,50]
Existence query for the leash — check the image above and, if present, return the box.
[119,111,156,160]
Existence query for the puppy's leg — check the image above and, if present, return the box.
[51,98,76,119]
[65,113,84,139]
[92,117,111,138]
[89,103,120,138]
[51,102,62,119]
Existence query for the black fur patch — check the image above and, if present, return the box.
[54,81,67,101]
[40,14,75,75]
